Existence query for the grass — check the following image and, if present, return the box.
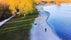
[0,12,38,40]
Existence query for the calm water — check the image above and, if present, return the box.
[44,4,71,40]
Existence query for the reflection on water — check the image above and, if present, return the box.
[43,4,71,40]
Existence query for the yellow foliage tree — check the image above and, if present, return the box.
[0,0,36,16]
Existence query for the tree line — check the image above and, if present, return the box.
[0,0,36,21]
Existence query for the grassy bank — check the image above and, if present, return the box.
[0,11,38,40]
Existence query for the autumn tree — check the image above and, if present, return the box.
[0,0,36,17]
[8,0,36,16]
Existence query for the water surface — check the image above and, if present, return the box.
[43,4,71,40]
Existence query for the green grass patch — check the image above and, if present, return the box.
[0,12,38,40]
